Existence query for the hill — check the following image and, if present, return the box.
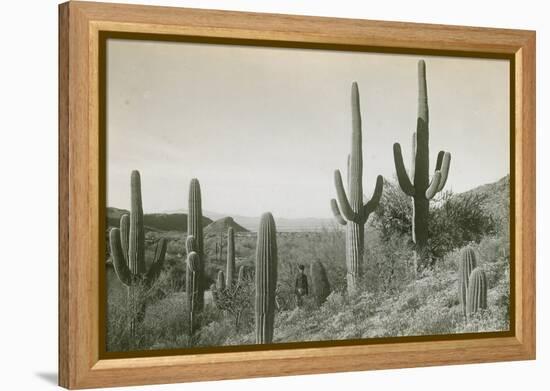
[204,216,248,234]
[457,175,509,220]
[107,207,213,232]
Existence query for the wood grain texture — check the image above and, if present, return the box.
[58,1,536,389]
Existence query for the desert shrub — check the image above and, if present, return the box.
[148,257,186,300]
[364,228,413,294]
[374,180,497,266]
[427,191,496,262]
[211,278,254,332]
[477,235,509,263]
[374,179,412,239]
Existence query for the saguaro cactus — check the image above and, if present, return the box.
[186,251,201,335]
[255,212,278,344]
[330,82,383,295]
[458,247,477,317]
[188,178,205,310]
[310,260,331,306]
[393,60,451,270]
[109,170,167,341]
[226,227,235,289]
[466,267,488,316]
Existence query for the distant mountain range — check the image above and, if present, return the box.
[107,207,213,232]
[107,175,509,233]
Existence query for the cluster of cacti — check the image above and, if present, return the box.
[109,170,167,342]
[393,60,451,272]
[457,247,488,318]
[458,247,477,316]
[226,227,235,289]
[310,260,331,306]
[255,212,278,344]
[330,82,383,295]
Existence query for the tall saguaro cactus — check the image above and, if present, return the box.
[466,267,488,316]
[226,227,235,289]
[188,178,205,310]
[458,247,477,317]
[330,82,383,295]
[393,60,451,270]
[109,170,167,342]
[255,212,278,344]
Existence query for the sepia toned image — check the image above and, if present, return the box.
[104,38,511,353]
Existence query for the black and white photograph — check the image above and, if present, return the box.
[104,38,511,353]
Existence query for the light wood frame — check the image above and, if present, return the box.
[59,1,536,389]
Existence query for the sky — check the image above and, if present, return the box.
[106,39,509,218]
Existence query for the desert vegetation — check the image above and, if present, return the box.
[105,60,510,352]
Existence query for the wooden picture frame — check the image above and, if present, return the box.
[59,1,535,389]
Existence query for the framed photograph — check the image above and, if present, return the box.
[59,1,535,389]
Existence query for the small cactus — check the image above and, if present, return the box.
[188,178,205,311]
[186,251,201,335]
[458,247,477,317]
[226,227,235,289]
[255,213,278,344]
[466,267,488,316]
[310,261,331,306]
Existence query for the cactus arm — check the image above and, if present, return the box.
[109,228,133,286]
[393,143,415,196]
[362,175,384,220]
[145,238,167,286]
[435,151,444,171]
[330,199,347,226]
[436,152,451,192]
[334,169,358,221]
[119,214,130,264]
[425,171,442,200]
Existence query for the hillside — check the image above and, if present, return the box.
[107,207,213,232]
[459,175,509,210]
[204,216,248,234]
[456,175,509,223]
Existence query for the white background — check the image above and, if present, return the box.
[0,0,546,389]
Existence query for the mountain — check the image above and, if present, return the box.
[204,217,249,234]
[107,207,213,232]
